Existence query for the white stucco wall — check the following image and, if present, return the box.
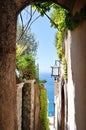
[65,20,86,130]
[71,22,86,130]
[65,31,76,130]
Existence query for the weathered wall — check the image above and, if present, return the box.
[22,82,31,130]
[17,81,40,130]
[65,2,86,129]
[65,31,76,130]
[22,80,35,130]
[72,0,86,13]
[54,79,60,130]
[34,84,40,130]
[71,22,86,130]
[17,83,23,130]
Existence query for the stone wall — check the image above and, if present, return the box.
[34,84,40,130]
[22,82,31,130]
[16,80,40,130]
[17,83,23,130]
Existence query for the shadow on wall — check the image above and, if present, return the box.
[71,21,86,130]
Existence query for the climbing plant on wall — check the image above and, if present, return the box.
[65,6,86,30]
[39,84,49,130]
[50,5,86,79]
[50,4,67,79]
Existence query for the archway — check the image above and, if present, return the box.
[0,1,75,130]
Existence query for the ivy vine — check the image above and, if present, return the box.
[66,6,86,30]
[51,5,86,80]
[39,84,49,130]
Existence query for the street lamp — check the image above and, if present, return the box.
[51,60,60,129]
[51,60,60,80]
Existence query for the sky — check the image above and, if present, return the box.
[31,12,58,73]
[20,8,58,73]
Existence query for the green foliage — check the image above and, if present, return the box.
[16,54,37,80]
[62,56,67,79]
[65,6,86,30]
[16,44,38,80]
[51,5,67,61]
[50,4,67,30]
[16,44,27,58]
[16,23,39,81]
[39,80,47,84]
[50,5,86,80]
[51,5,86,31]
[50,4,67,79]
[34,2,52,16]
[55,31,64,61]
[17,24,38,56]
[39,84,50,130]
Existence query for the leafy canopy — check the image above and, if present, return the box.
[16,53,37,80]
[50,4,67,79]
[16,24,38,56]
[16,23,38,81]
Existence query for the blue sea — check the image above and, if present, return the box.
[39,72,54,116]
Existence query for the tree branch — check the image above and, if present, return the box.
[16,0,55,14]
[44,12,58,28]
[16,5,41,43]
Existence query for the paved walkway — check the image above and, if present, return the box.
[48,116,55,130]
